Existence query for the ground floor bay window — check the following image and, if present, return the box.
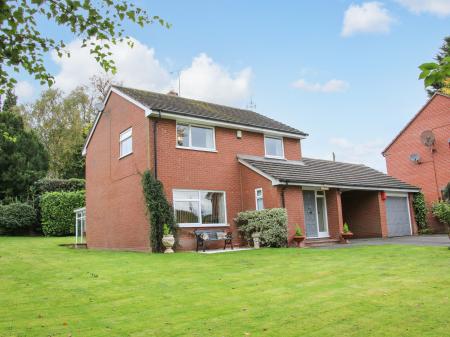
[173,190,227,227]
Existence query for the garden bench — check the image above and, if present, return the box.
[194,229,233,252]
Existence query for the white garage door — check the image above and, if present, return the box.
[386,196,412,237]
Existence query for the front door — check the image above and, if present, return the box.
[303,190,329,238]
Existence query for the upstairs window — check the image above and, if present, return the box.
[119,128,133,158]
[264,135,284,158]
[255,188,264,210]
[176,123,215,151]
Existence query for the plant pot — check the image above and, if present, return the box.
[252,232,261,249]
[162,234,175,253]
[340,232,354,244]
[293,235,305,247]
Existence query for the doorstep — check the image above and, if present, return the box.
[304,238,340,248]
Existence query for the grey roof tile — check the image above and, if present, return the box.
[238,155,418,190]
[113,86,307,136]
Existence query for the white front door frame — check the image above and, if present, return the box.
[314,191,329,238]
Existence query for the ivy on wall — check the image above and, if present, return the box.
[412,192,429,234]
[141,170,177,253]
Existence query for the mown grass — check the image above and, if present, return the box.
[0,236,449,337]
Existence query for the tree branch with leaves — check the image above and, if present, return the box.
[0,0,170,94]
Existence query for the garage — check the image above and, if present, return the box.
[386,195,412,237]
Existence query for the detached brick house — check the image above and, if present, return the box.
[383,92,450,232]
[83,86,419,251]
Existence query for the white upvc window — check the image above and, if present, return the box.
[255,188,264,210]
[176,123,216,151]
[173,189,227,227]
[119,127,133,158]
[264,135,284,158]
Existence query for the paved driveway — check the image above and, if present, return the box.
[348,234,449,247]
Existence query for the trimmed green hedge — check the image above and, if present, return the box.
[40,190,85,236]
[236,208,288,247]
[31,178,85,233]
[0,202,36,235]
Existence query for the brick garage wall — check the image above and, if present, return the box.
[384,94,450,232]
[325,189,344,240]
[86,92,150,251]
[150,118,302,250]
[341,190,385,238]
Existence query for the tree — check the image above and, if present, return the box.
[0,92,48,200]
[0,1,169,94]
[419,36,450,96]
[89,73,122,103]
[20,87,95,178]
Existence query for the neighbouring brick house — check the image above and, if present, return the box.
[383,92,450,233]
[83,86,419,251]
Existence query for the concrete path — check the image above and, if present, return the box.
[345,234,449,247]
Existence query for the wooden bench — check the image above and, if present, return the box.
[194,229,233,252]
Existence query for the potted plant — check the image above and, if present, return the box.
[251,232,261,249]
[161,224,175,253]
[341,222,354,243]
[293,225,305,247]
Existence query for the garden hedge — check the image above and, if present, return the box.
[0,202,36,235]
[40,190,85,236]
[31,178,85,232]
[432,201,450,228]
[236,208,288,247]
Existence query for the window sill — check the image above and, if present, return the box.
[176,146,217,153]
[119,152,133,160]
[178,223,229,228]
[264,155,286,160]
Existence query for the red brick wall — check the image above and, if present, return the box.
[240,165,280,211]
[86,92,150,251]
[384,94,450,232]
[284,187,304,244]
[325,189,344,240]
[341,191,384,238]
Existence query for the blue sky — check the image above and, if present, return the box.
[14,0,450,171]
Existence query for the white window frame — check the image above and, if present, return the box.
[119,127,133,158]
[176,122,217,152]
[173,189,228,228]
[264,135,285,159]
[255,188,264,210]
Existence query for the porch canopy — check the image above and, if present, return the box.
[238,155,419,239]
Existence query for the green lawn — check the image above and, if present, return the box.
[0,237,449,337]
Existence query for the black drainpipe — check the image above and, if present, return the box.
[153,110,162,179]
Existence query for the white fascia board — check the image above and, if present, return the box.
[150,111,306,140]
[237,159,280,185]
[276,181,420,193]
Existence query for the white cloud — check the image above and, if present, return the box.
[292,78,349,93]
[52,38,171,93]
[176,53,252,106]
[395,0,450,17]
[342,2,395,37]
[15,81,35,102]
[329,137,387,171]
[51,38,251,107]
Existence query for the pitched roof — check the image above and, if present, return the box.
[113,86,307,136]
[238,155,419,191]
[382,92,450,155]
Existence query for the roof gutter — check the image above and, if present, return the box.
[277,179,420,193]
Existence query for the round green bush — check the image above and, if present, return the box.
[0,202,36,235]
[40,190,85,236]
[236,208,288,247]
